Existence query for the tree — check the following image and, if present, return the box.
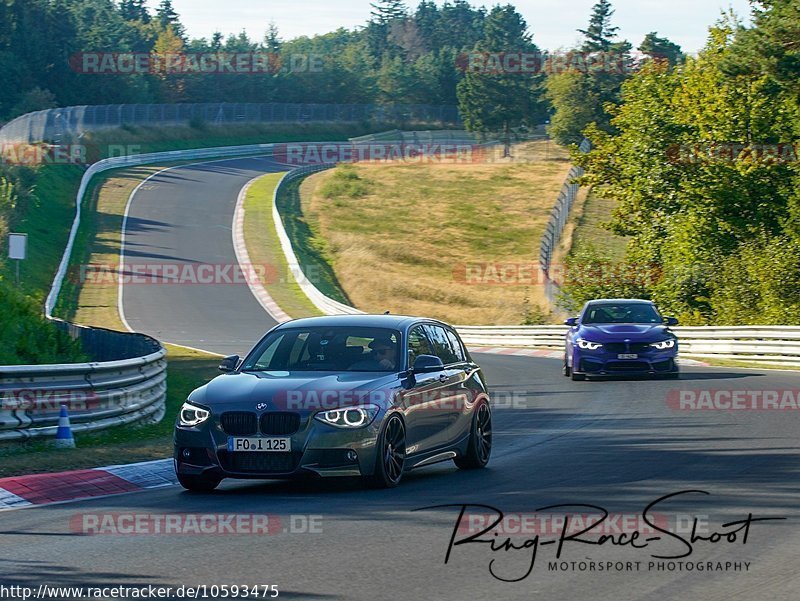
[638,32,684,66]
[156,0,185,39]
[366,0,408,61]
[370,0,408,24]
[457,5,547,154]
[119,0,150,23]
[264,22,281,53]
[578,0,620,52]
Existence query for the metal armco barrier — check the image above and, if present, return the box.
[454,325,800,367]
[0,321,166,442]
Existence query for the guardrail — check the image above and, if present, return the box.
[0,321,166,442]
[454,325,800,367]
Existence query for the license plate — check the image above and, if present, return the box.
[227,437,291,452]
[617,353,638,360]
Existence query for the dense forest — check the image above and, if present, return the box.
[0,0,676,139]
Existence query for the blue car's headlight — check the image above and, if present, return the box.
[314,404,379,428]
[650,339,676,350]
[576,338,603,350]
[179,401,210,427]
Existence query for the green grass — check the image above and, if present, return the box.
[276,173,352,304]
[243,173,323,318]
[569,190,628,262]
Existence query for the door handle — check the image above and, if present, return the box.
[438,374,449,382]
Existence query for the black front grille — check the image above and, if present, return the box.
[260,412,301,435]
[603,342,652,353]
[220,412,258,436]
[219,451,300,474]
[605,361,650,371]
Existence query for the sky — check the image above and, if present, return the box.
[146,0,754,53]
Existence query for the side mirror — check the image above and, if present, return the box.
[412,354,445,374]
[219,355,240,372]
[564,317,578,326]
[665,317,679,326]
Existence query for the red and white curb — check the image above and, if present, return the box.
[0,459,175,511]
[468,346,708,366]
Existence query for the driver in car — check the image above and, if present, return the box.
[350,337,397,371]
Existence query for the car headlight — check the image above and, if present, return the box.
[314,404,379,428]
[650,339,676,350]
[576,338,603,350]
[179,401,210,427]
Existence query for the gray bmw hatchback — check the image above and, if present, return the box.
[174,314,492,491]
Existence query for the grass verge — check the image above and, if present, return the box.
[242,173,323,318]
[296,140,573,324]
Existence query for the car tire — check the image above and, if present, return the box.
[571,371,586,381]
[455,402,492,470]
[177,472,221,492]
[563,356,571,377]
[365,414,406,489]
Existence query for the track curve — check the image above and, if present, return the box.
[3,158,797,600]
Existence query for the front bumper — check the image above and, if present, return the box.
[573,348,678,376]
[174,412,382,480]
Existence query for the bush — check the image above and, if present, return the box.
[0,280,87,365]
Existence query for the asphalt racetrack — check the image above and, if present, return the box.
[2,158,797,600]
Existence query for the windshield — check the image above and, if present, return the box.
[582,303,662,324]
[241,327,402,372]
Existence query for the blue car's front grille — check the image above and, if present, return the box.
[603,342,653,353]
[604,361,650,371]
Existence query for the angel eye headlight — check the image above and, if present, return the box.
[314,404,379,428]
[650,339,676,350]
[576,338,603,350]
[179,401,210,427]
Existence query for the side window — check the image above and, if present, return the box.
[407,326,433,366]
[423,325,459,365]
[444,328,467,362]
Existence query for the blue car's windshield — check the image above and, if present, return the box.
[241,327,402,372]
[583,303,662,324]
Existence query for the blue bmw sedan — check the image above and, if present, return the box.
[563,299,680,381]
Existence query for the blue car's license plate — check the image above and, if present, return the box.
[227,437,291,452]
[617,353,638,359]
